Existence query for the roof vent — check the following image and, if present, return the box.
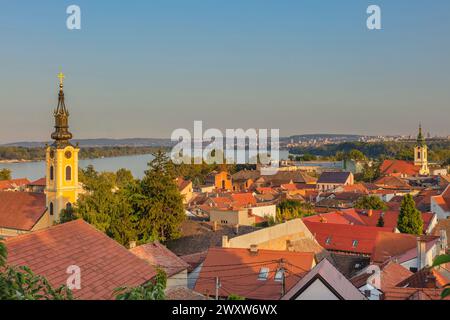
[250,244,258,254]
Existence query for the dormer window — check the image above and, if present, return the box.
[274,269,284,282]
[352,240,359,248]
[258,267,270,281]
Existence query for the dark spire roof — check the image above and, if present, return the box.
[417,123,425,147]
[51,73,73,146]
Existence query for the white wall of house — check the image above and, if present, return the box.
[250,205,276,219]
[295,279,339,300]
[358,283,382,301]
[431,197,450,220]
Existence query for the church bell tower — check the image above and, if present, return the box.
[45,73,80,223]
[414,124,429,175]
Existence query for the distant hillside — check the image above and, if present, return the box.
[2,138,174,148]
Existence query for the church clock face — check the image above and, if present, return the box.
[65,151,72,159]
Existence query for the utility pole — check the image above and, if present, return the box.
[215,277,221,300]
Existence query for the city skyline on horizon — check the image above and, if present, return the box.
[1,1,449,143]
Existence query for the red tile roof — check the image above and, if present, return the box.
[432,185,450,212]
[130,242,189,277]
[0,191,47,231]
[4,220,157,300]
[304,208,434,234]
[194,247,315,300]
[396,268,449,289]
[229,193,257,207]
[304,221,394,255]
[176,177,192,192]
[374,176,411,189]
[28,177,46,187]
[380,262,414,291]
[371,232,439,264]
[0,178,30,190]
[380,160,419,176]
[383,287,449,300]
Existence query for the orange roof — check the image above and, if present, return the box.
[4,220,157,300]
[229,193,257,207]
[304,209,434,234]
[130,242,189,277]
[194,247,314,300]
[0,178,30,190]
[340,184,369,193]
[380,262,413,291]
[371,232,439,264]
[380,160,419,176]
[0,191,47,231]
[280,183,298,191]
[375,176,411,188]
[176,177,191,192]
[28,177,46,187]
[304,221,394,255]
[432,185,450,212]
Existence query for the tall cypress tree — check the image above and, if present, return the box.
[397,194,423,235]
[131,150,186,242]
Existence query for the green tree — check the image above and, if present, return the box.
[348,149,366,161]
[397,194,424,235]
[0,241,72,300]
[116,168,134,188]
[228,294,245,300]
[131,150,186,242]
[0,168,11,181]
[276,200,314,223]
[432,255,450,299]
[115,269,167,300]
[355,195,387,211]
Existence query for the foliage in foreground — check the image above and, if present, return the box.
[115,269,167,300]
[0,241,73,300]
[432,255,450,299]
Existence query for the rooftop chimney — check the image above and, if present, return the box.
[417,237,428,271]
[368,209,373,217]
[234,224,240,235]
[249,244,258,254]
[222,235,229,248]
[129,241,137,249]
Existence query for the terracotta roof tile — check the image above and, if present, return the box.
[130,242,189,277]
[194,247,314,300]
[380,160,419,176]
[4,220,157,300]
[0,191,47,231]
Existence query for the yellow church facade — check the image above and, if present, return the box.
[45,73,80,223]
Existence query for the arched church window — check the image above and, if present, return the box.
[49,202,54,216]
[66,166,72,181]
[50,166,54,180]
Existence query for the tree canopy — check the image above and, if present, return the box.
[397,194,424,235]
[0,168,11,181]
[355,195,387,211]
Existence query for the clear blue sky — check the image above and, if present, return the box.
[0,0,449,143]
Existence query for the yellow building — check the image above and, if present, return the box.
[45,73,80,223]
[414,124,430,175]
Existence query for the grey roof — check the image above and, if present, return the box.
[318,172,352,184]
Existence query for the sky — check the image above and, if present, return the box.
[0,0,449,143]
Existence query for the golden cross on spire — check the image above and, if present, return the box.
[57,72,65,86]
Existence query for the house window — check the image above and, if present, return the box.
[274,269,284,282]
[352,240,359,248]
[49,202,54,216]
[50,166,54,181]
[258,267,270,281]
[66,166,72,181]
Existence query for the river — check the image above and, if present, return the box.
[0,151,290,181]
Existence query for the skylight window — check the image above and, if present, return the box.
[258,267,270,281]
[352,240,358,248]
[325,236,332,245]
[274,269,284,282]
